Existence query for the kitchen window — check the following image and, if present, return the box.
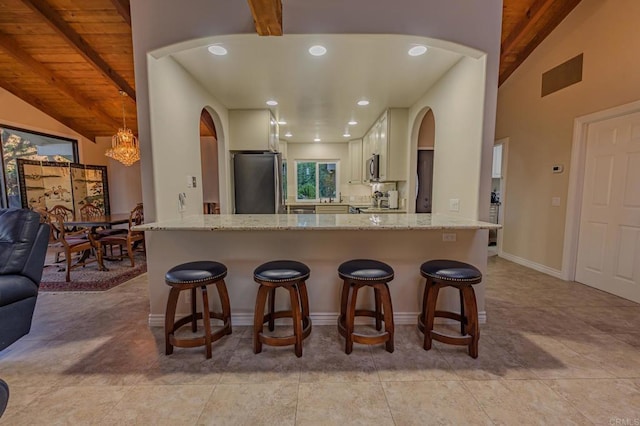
[0,125,78,208]
[295,160,339,202]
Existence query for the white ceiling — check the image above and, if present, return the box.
[170,34,463,143]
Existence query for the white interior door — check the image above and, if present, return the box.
[575,111,640,302]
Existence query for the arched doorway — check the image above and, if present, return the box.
[200,108,220,213]
[416,108,435,213]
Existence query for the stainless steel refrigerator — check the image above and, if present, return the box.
[233,152,285,214]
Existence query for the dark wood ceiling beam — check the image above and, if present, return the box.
[247,0,282,36]
[19,0,136,100]
[0,80,96,140]
[501,0,555,56]
[499,0,582,85]
[0,31,123,131]
[109,0,131,27]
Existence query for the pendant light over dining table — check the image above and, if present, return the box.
[105,90,140,166]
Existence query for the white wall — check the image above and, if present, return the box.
[147,54,230,220]
[495,0,640,271]
[130,0,502,221]
[408,56,488,219]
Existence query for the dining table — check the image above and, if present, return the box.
[63,213,131,229]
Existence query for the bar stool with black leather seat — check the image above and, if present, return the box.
[253,260,311,358]
[337,259,395,354]
[418,259,482,358]
[164,261,232,359]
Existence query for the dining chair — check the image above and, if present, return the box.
[48,204,74,222]
[97,204,145,267]
[46,205,75,261]
[79,203,103,218]
[36,209,103,282]
[80,203,127,244]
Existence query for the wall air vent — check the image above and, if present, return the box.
[541,53,583,97]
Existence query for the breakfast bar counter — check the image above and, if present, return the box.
[138,214,499,327]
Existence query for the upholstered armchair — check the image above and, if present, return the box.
[0,378,8,418]
[0,208,49,351]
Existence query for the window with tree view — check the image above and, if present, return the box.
[295,160,339,201]
[0,125,78,208]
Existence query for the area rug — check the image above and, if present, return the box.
[39,251,147,292]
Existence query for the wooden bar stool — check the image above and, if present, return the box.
[418,259,482,358]
[164,261,232,359]
[253,260,312,358]
[337,259,395,354]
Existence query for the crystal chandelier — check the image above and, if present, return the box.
[105,90,140,166]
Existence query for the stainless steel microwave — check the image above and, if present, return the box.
[367,153,380,181]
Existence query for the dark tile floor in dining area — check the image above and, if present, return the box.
[1,256,640,424]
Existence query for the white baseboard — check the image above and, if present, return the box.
[149,311,487,328]
[498,252,564,280]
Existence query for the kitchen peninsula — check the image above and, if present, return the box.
[137,213,500,327]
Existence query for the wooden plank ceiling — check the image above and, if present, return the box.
[0,0,581,142]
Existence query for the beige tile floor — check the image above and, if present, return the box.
[2,256,640,425]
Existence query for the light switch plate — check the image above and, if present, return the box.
[449,198,460,212]
[551,197,561,207]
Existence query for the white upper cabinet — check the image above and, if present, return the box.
[229,109,279,152]
[363,108,408,182]
[348,138,362,184]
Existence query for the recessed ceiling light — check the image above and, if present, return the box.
[308,45,327,56]
[357,100,369,106]
[348,120,358,126]
[278,120,287,125]
[343,133,351,138]
[207,45,227,56]
[408,45,428,56]
[266,100,278,106]
[314,137,321,142]
[284,132,292,137]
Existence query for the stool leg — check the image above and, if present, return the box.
[216,279,233,335]
[253,285,270,354]
[345,283,359,355]
[461,286,479,358]
[459,288,466,336]
[190,287,198,332]
[378,282,394,353]
[374,287,382,331]
[164,287,181,355]
[339,279,350,323]
[298,280,311,329]
[423,281,440,351]
[288,285,303,357]
[267,287,276,332]
[200,286,213,359]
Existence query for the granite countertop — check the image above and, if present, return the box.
[136,213,501,231]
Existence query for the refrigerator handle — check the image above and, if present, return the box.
[274,155,284,213]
